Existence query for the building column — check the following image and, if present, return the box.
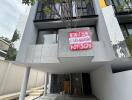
[47,73,51,94]
[19,67,31,100]
[43,72,48,96]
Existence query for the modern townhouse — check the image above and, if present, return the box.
[16,0,132,100]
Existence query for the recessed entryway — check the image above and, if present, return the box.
[50,73,93,96]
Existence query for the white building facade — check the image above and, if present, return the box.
[16,0,132,100]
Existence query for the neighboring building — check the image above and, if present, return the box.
[16,0,132,100]
[0,38,10,60]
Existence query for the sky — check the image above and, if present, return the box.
[0,0,26,40]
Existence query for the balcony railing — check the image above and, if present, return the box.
[26,41,113,63]
[34,0,96,21]
[111,0,132,14]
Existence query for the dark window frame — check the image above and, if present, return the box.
[36,25,99,44]
[120,23,132,38]
[36,30,58,44]
[110,0,132,14]
[34,0,96,21]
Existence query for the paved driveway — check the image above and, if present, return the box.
[36,94,98,100]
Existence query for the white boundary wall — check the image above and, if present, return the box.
[90,64,132,100]
[0,60,45,96]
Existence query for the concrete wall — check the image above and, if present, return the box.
[25,41,112,64]
[93,0,116,60]
[101,6,130,58]
[58,28,94,58]
[16,2,38,63]
[113,70,132,100]
[0,60,45,96]
[25,27,115,64]
[26,44,59,63]
[90,64,132,100]
[58,28,112,62]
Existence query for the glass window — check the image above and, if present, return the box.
[120,24,132,37]
[37,3,43,12]
[37,31,58,44]
[90,27,98,41]
[35,0,95,21]
[126,24,132,35]
[105,0,112,5]
[35,13,40,20]
[112,0,132,12]
[36,27,98,45]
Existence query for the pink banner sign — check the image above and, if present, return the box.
[68,29,92,51]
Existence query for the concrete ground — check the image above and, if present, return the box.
[35,94,58,100]
[25,89,44,100]
[25,96,39,100]
[36,94,98,100]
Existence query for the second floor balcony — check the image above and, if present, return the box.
[34,0,97,28]
[109,0,132,14]
[25,27,115,64]
[105,0,132,23]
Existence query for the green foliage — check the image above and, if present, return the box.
[22,0,91,27]
[85,0,90,4]
[116,0,132,12]
[124,0,132,4]
[116,5,124,12]
[11,30,20,42]
[43,6,52,15]
[5,46,17,61]
[126,36,132,56]
[5,29,20,61]
[22,0,35,5]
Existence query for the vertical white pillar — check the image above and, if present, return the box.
[19,67,31,100]
[43,72,48,96]
[47,73,51,94]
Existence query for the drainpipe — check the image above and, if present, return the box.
[19,66,31,100]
